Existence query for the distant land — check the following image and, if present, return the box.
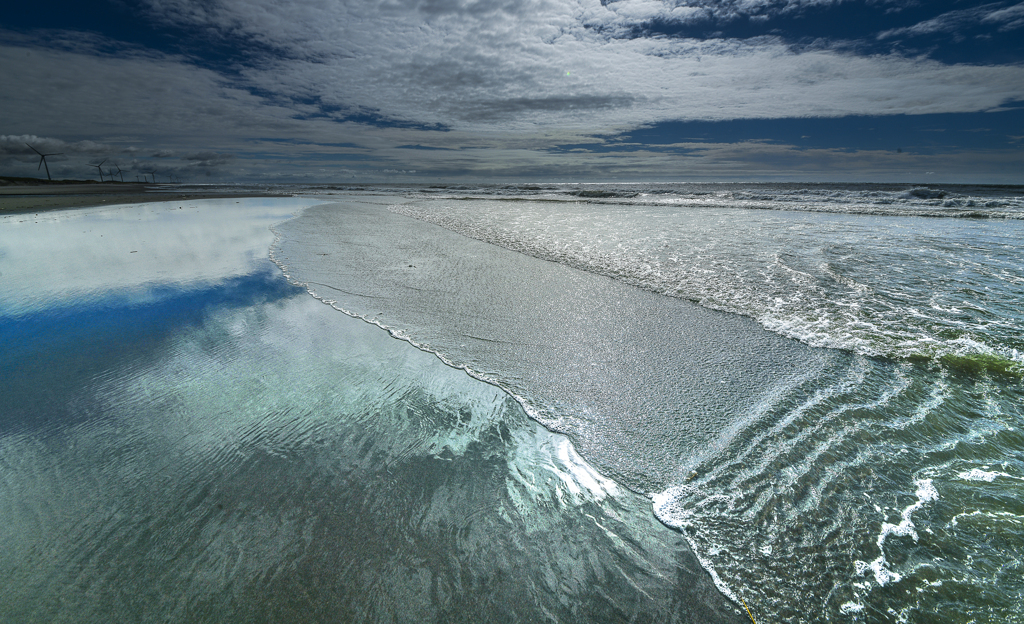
[0,176,116,186]
[0,177,273,214]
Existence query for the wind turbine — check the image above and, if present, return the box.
[115,165,124,182]
[89,158,107,182]
[26,143,63,181]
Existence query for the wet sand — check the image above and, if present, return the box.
[0,183,277,214]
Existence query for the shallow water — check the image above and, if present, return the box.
[3,184,1022,622]
[274,199,824,492]
[0,198,741,623]
[274,185,1024,622]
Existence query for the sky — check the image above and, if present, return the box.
[1,0,1023,183]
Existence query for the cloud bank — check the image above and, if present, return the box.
[2,0,1023,180]
[134,0,1024,130]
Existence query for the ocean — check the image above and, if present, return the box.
[1,183,1022,622]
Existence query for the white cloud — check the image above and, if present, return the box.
[982,1,1024,30]
[124,0,1024,133]
[2,0,1023,181]
[579,0,894,26]
[878,2,1024,39]
[7,3,1023,139]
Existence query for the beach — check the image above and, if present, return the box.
[0,181,278,214]
[2,183,1022,623]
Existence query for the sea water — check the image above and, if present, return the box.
[0,197,737,623]
[2,183,1023,622]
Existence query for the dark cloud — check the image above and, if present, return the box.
[182,151,235,166]
[0,134,112,155]
[459,95,638,121]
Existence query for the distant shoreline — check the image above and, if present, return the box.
[0,179,278,214]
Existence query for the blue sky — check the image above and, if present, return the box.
[2,0,1022,182]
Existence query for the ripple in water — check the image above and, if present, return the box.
[0,200,743,623]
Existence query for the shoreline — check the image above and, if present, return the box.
[0,183,279,214]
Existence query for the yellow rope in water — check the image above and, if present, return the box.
[742,598,757,624]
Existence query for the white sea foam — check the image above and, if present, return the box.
[856,479,939,587]
[653,487,744,607]
[840,601,865,614]
[388,189,1024,369]
[958,468,1016,482]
